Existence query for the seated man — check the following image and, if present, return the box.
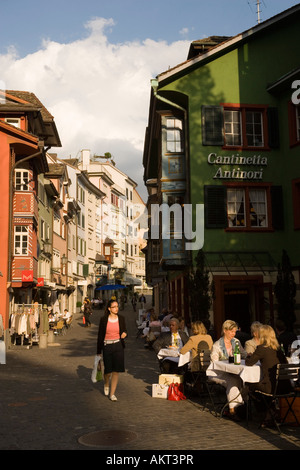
[153,318,189,374]
[275,319,297,356]
[63,309,72,320]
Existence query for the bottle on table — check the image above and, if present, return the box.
[234,341,241,365]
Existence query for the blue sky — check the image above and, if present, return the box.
[1,0,299,56]
[0,0,299,199]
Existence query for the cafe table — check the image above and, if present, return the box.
[157,348,191,367]
[206,359,261,417]
[206,359,261,383]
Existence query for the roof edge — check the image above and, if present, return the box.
[157,4,300,84]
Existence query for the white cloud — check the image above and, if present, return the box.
[0,17,190,200]
[179,27,190,37]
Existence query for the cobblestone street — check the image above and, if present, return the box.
[1,299,300,453]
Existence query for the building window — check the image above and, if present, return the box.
[151,243,160,262]
[111,193,119,207]
[246,111,264,147]
[5,117,21,128]
[15,170,29,191]
[224,107,264,148]
[227,188,267,228]
[40,219,45,240]
[224,110,242,146]
[77,185,85,204]
[166,118,183,153]
[53,249,60,270]
[53,213,60,235]
[14,226,28,255]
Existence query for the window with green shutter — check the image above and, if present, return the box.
[204,184,283,231]
[202,104,279,149]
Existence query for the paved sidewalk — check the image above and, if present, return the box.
[1,298,300,451]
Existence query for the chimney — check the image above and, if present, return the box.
[81,149,90,170]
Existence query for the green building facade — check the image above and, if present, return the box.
[143,5,300,337]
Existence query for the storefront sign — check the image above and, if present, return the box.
[207,153,268,180]
[22,270,33,282]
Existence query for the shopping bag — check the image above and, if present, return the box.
[91,355,102,383]
[167,382,186,401]
[83,316,86,325]
[96,370,103,381]
[159,374,184,386]
[152,384,169,399]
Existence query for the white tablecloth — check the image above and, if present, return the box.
[157,348,191,367]
[206,359,261,383]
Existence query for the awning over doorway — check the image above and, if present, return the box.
[203,251,277,275]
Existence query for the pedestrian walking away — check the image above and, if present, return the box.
[139,293,146,309]
[83,297,92,327]
[96,299,127,401]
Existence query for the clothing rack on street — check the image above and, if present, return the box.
[10,304,42,347]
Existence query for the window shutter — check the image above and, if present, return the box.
[83,264,89,277]
[202,106,224,145]
[268,107,280,148]
[271,186,284,230]
[204,185,227,228]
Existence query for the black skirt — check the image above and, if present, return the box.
[103,341,125,374]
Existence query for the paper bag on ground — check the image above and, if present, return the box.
[159,374,184,386]
[152,384,169,399]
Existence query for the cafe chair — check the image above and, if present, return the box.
[145,325,161,348]
[184,348,219,416]
[53,320,66,336]
[247,363,300,433]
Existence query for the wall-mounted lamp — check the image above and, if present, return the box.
[61,254,68,266]
[43,239,52,255]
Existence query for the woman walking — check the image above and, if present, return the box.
[96,299,127,401]
[83,297,92,327]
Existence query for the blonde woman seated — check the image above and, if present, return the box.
[208,320,247,421]
[180,321,213,371]
[245,321,262,355]
[245,325,289,395]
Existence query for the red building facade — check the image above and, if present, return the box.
[0,90,61,337]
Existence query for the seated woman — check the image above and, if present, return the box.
[245,324,290,426]
[245,321,262,355]
[180,321,213,371]
[245,324,289,395]
[208,319,247,421]
[143,313,161,348]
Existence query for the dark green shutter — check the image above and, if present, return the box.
[83,264,89,277]
[202,106,224,145]
[204,185,227,228]
[271,186,284,230]
[268,107,280,148]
